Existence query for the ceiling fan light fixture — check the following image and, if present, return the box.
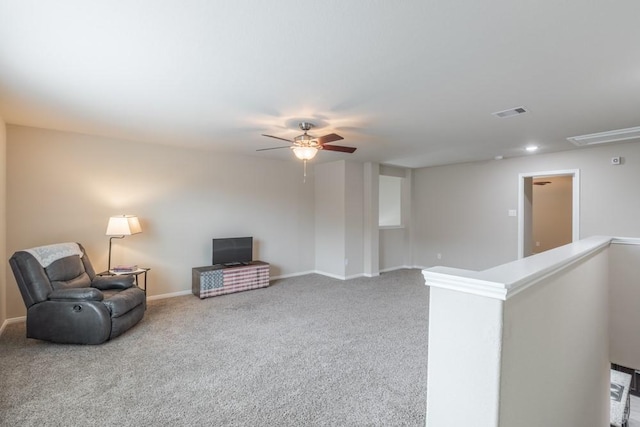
[292,146,318,160]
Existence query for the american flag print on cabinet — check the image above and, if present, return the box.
[192,262,270,299]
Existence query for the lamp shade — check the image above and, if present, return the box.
[292,146,318,160]
[106,215,142,236]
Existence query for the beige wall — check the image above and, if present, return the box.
[609,242,640,370]
[413,140,640,270]
[6,125,316,318]
[531,175,573,253]
[0,117,6,328]
[499,249,610,426]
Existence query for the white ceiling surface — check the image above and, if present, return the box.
[0,1,639,168]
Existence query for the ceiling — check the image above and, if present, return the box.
[1,1,639,168]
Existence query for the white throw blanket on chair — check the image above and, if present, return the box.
[25,242,83,268]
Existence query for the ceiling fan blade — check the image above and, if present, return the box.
[317,133,344,144]
[256,146,292,152]
[321,144,357,153]
[262,134,294,143]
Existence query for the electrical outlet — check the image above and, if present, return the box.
[611,156,621,165]
[437,253,442,260]
[344,258,349,266]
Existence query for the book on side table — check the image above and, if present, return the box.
[109,265,146,275]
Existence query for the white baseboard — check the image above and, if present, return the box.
[0,316,27,337]
[311,270,347,280]
[146,289,192,301]
[148,271,323,300]
[380,265,415,273]
[0,267,427,335]
[271,270,316,280]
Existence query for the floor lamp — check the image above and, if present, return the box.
[106,215,142,271]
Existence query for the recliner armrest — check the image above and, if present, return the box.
[48,288,104,302]
[91,275,134,290]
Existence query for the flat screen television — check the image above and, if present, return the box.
[212,237,253,266]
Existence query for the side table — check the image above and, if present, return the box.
[97,268,150,294]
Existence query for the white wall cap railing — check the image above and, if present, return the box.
[423,236,613,300]
[610,237,640,246]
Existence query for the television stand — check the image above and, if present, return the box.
[192,261,269,299]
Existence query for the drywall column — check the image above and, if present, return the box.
[314,160,365,279]
[344,161,364,278]
[315,161,347,278]
[363,162,379,277]
[423,236,611,427]
[401,168,413,267]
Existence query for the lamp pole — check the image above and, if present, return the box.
[108,235,124,271]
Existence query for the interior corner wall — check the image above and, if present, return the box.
[413,140,640,271]
[314,161,346,277]
[363,162,380,277]
[0,117,6,328]
[5,125,316,319]
[344,161,364,278]
[314,160,365,279]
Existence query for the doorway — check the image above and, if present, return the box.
[518,169,580,258]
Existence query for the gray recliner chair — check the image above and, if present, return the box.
[9,242,146,344]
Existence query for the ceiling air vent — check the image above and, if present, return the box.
[567,126,640,146]
[492,106,528,118]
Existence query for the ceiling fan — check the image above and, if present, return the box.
[258,122,357,161]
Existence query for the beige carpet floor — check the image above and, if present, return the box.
[0,269,429,426]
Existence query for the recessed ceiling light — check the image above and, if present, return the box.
[567,125,640,146]
[492,106,528,118]
[525,145,538,152]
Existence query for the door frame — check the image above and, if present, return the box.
[517,169,580,259]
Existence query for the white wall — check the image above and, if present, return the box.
[413,140,640,270]
[6,125,316,318]
[425,286,503,426]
